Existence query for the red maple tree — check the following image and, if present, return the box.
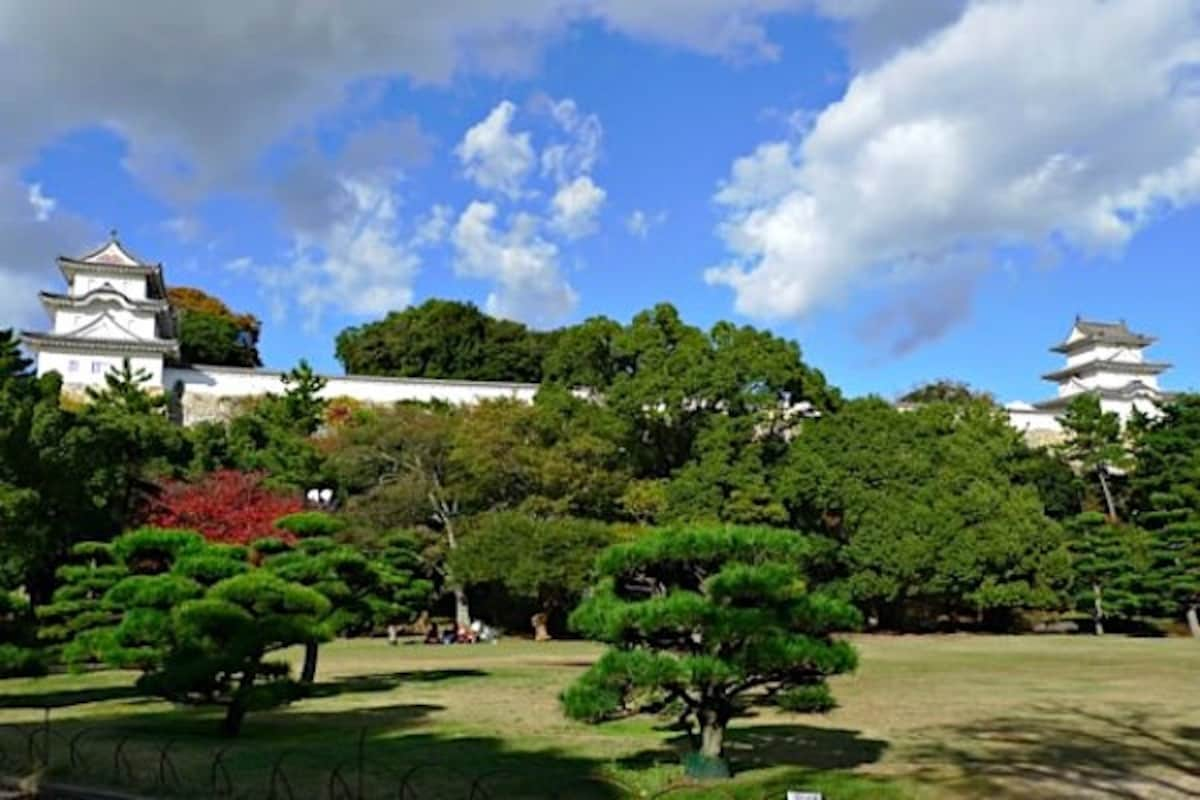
[143,470,303,545]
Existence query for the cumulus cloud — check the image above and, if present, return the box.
[551,176,606,239]
[457,100,537,199]
[452,201,578,325]
[707,0,1200,353]
[538,97,603,184]
[246,183,452,327]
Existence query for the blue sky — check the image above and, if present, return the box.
[3,1,1198,404]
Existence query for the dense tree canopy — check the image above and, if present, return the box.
[782,397,1070,629]
[169,286,262,368]
[451,512,615,639]
[335,299,552,382]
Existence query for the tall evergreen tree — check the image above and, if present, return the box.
[1058,394,1129,520]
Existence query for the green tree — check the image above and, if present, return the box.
[562,525,859,774]
[0,590,45,678]
[2,349,187,604]
[1065,513,1153,635]
[1058,394,1129,520]
[899,380,992,405]
[335,299,549,382]
[602,305,839,480]
[186,360,328,490]
[169,286,262,367]
[1130,395,1200,636]
[145,570,329,735]
[263,512,430,681]
[783,398,1070,629]
[450,512,614,639]
[36,541,126,665]
[327,405,476,625]
[542,316,622,388]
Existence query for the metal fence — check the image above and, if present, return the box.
[0,711,750,800]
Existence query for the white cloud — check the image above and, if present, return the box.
[539,97,603,184]
[247,179,447,326]
[708,0,1200,353]
[26,183,55,222]
[457,101,536,199]
[412,203,454,247]
[626,208,667,238]
[551,176,606,239]
[452,200,578,325]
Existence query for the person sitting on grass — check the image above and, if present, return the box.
[424,622,440,645]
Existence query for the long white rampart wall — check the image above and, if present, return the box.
[164,364,540,425]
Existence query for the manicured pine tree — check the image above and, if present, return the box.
[562,525,860,777]
[261,512,430,682]
[144,570,330,736]
[36,541,127,667]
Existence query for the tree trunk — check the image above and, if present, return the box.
[222,699,248,737]
[531,612,552,641]
[300,641,319,684]
[222,666,259,737]
[453,585,471,628]
[1097,468,1118,522]
[1092,582,1105,636]
[698,709,726,760]
[1186,605,1200,639]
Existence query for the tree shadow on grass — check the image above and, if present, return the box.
[907,704,1200,799]
[0,668,488,710]
[0,701,625,799]
[620,723,888,774]
[308,668,488,698]
[0,684,145,709]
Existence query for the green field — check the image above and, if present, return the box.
[1,635,1197,799]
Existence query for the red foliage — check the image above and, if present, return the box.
[143,470,303,545]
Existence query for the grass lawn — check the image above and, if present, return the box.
[0,635,1197,798]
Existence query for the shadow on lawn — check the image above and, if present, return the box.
[0,684,145,709]
[908,705,1200,799]
[1,701,625,799]
[308,668,489,698]
[0,669,487,710]
[622,723,888,774]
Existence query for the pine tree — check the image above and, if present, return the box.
[260,512,430,682]
[143,570,330,736]
[36,541,127,667]
[1066,513,1153,635]
[1059,394,1129,520]
[562,525,860,776]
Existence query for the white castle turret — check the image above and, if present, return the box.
[1007,317,1170,440]
[21,234,179,392]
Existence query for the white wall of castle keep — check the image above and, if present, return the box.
[164,365,540,425]
[71,273,147,300]
[39,350,165,390]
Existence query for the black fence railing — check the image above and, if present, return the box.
[0,711,751,800]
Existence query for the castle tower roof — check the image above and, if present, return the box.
[1050,318,1155,354]
[56,232,167,299]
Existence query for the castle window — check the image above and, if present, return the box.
[68,360,79,373]
[91,361,105,374]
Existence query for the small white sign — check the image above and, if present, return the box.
[786,793,823,800]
